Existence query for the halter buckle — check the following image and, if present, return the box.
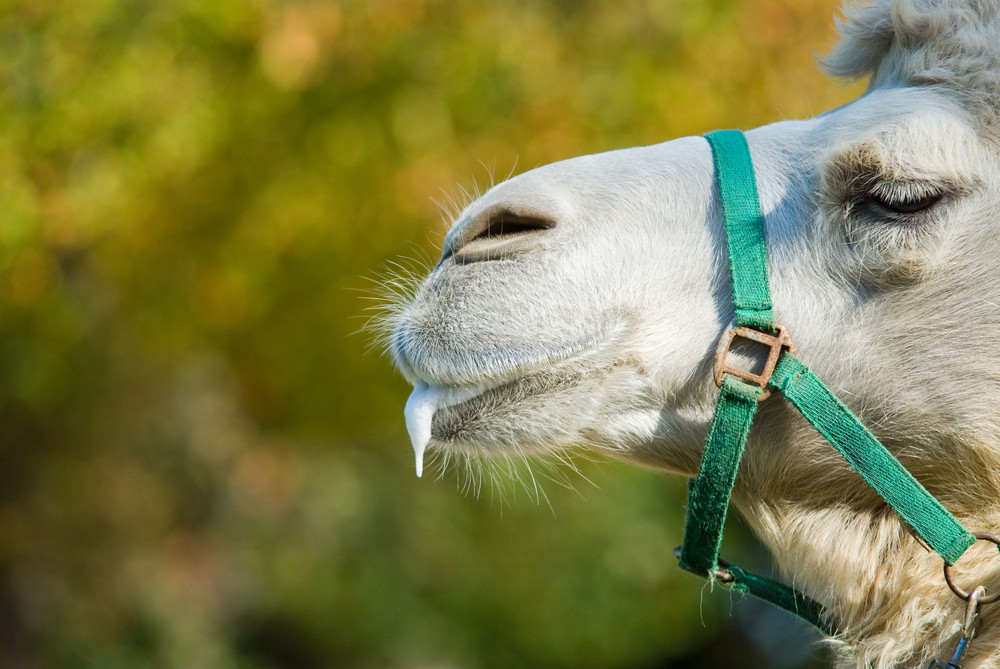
[714,323,796,401]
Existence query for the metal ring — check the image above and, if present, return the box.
[943,532,1000,604]
[712,556,735,584]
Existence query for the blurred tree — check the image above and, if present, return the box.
[0,0,859,667]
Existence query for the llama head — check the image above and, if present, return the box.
[388,2,1000,501]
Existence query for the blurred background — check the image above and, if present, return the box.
[0,0,865,667]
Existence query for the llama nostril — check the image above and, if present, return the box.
[470,213,554,242]
[446,209,556,264]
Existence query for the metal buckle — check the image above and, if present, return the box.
[714,323,796,401]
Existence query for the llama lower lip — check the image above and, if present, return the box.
[403,380,502,476]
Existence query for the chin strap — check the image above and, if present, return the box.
[675,130,977,636]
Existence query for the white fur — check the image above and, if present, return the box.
[384,2,1000,667]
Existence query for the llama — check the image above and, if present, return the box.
[386,1,1000,666]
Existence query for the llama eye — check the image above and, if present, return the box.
[867,191,943,215]
[859,184,944,217]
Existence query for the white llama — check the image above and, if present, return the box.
[387,1,1000,666]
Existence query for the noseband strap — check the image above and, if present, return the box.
[676,130,977,634]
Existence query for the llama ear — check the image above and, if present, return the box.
[821,0,896,82]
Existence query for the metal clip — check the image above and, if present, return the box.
[928,586,986,668]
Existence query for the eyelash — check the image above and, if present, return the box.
[851,180,946,219]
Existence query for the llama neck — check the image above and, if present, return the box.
[741,499,1000,668]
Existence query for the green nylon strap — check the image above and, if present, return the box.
[679,131,832,633]
[676,129,976,637]
[727,565,834,636]
[770,354,976,564]
[705,130,774,332]
[678,376,760,575]
[677,375,834,632]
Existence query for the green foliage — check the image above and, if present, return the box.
[0,0,859,666]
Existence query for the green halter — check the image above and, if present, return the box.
[676,129,977,634]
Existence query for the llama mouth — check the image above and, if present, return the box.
[398,316,631,476]
[403,354,634,477]
[402,351,604,477]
